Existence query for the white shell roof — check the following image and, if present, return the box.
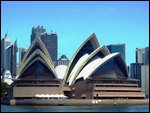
[55,65,67,79]
[76,53,119,82]
[17,37,57,79]
[63,33,100,85]
[67,53,90,85]
[14,33,128,86]
[67,45,111,85]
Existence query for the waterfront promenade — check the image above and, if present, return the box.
[8,99,149,106]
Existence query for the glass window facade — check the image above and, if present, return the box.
[107,44,125,61]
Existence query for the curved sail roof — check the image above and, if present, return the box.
[19,57,57,79]
[63,33,100,85]
[21,37,53,67]
[16,33,129,86]
[67,53,90,84]
[72,53,128,85]
[17,49,57,79]
[16,37,57,80]
[67,45,110,85]
[55,65,67,79]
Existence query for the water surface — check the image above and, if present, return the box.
[1,105,149,112]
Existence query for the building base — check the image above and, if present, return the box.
[7,99,149,106]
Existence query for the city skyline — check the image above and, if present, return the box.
[1,1,149,65]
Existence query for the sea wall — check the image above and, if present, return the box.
[9,99,149,106]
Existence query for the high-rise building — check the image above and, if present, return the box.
[141,65,149,98]
[19,47,28,65]
[136,47,149,64]
[136,47,149,97]
[1,39,6,70]
[57,54,69,66]
[136,48,145,63]
[130,47,149,88]
[13,40,18,78]
[1,33,18,79]
[41,32,58,66]
[107,44,125,61]
[5,44,12,71]
[7,40,18,78]
[144,47,149,65]
[1,33,11,69]
[30,26,58,66]
[130,63,142,86]
[127,65,130,77]
[30,26,46,44]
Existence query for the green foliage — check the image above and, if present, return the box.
[1,82,9,98]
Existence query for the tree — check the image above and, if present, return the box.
[1,82,9,98]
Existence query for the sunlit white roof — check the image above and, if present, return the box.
[67,53,89,85]
[77,53,118,81]
[55,65,67,79]
[63,33,100,85]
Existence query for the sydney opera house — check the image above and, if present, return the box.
[8,33,145,101]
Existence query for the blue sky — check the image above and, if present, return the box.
[1,1,149,65]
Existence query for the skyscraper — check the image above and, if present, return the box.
[6,40,18,78]
[144,47,149,65]
[5,44,12,71]
[1,33,11,68]
[41,32,58,66]
[135,47,149,97]
[141,65,149,98]
[130,63,142,86]
[30,26,46,44]
[136,48,145,63]
[130,47,149,88]
[30,26,58,66]
[136,47,149,64]
[19,47,28,65]
[1,33,18,78]
[107,44,125,61]
[12,40,18,78]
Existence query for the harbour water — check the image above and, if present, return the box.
[1,105,149,112]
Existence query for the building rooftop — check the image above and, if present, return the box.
[5,43,13,49]
[58,54,69,61]
[4,33,11,42]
